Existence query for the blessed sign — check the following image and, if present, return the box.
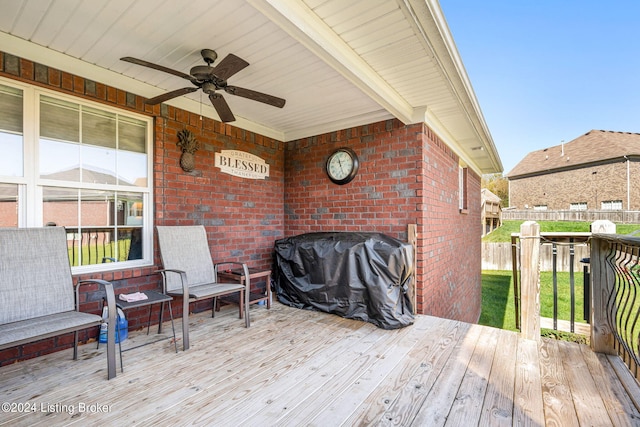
[214,150,269,180]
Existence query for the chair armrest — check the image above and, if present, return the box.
[214,262,250,289]
[75,279,116,315]
[156,268,189,294]
[76,279,117,379]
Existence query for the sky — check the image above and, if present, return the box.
[439,1,640,174]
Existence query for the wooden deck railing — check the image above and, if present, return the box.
[591,232,640,381]
[517,220,640,381]
[512,225,591,335]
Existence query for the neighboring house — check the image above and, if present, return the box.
[481,188,502,236]
[507,130,640,210]
[0,0,502,363]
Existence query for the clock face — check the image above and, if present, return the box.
[326,148,359,184]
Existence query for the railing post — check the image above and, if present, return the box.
[590,220,616,354]
[511,233,520,330]
[520,221,541,342]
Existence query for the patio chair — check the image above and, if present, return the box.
[0,227,117,379]
[156,225,250,350]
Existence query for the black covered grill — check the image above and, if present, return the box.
[273,232,414,329]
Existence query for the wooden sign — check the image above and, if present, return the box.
[214,150,269,180]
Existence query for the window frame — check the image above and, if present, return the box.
[0,77,154,274]
[458,165,468,213]
[601,200,623,211]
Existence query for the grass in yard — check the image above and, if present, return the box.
[480,270,589,343]
[479,270,518,332]
[480,219,640,343]
[482,220,640,243]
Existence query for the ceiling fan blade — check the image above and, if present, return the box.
[225,86,286,108]
[145,87,198,105]
[210,53,249,81]
[209,93,236,122]
[121,57,197,83]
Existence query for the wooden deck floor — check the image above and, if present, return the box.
[2,302,640,426]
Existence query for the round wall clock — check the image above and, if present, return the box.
[326,147,359,185]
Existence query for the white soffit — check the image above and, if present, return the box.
[0,0,502,173]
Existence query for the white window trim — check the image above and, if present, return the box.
[458,165,468,213]
[601,200,623,211]
[0,76,154,274]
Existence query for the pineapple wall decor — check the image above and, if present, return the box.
[176,129,200,172]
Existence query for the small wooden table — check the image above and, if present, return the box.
[217,268,272,313]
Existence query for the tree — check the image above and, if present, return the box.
[482,173,509,208]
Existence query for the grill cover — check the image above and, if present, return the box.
[273,232,414,329]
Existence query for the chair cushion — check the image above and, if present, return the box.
[168,282,244,299]
[157,226,217,293]
[0,311,102,350]
[0,227,75,324]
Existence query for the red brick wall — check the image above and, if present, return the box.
[0,52,284,365]
[509,160,640,210]
[417,126,482,323]
[284,120,421,238]
[0,51,483,364]
[284,121,482,322]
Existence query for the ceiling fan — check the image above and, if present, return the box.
[121,49,286,122]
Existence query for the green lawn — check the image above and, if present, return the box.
[482,220,640,243]
[480,270,589,343]
[480,220,640,343]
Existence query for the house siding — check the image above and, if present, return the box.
[0,51,483,364]
[510,160,640,210]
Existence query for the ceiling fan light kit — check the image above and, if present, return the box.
[121,49,285,123]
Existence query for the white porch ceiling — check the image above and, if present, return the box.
[0,0,502,173]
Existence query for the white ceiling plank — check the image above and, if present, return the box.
[318,0,395,32]
[44,1,107,54]
[0,0,503,172]
[339,8,408,45]
[63,0,135,59]
[30,0,82,47]
[0,1,24,32]
[8,0,53,40]
[249,0,415,124]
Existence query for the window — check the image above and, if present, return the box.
[570,202,587,211]
[458,165,468,212]
[601,200,622,210]
[534,205,547,211]
[0,79,153,273]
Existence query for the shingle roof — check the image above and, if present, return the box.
[506,130,640,178]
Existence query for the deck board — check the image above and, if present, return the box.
[480,330,518,426]
[445,325,498,426]
[540,338,580,427]
[411,323,483,426]
[559,339,612,426]
[512,337,545,426]
[1,302,639,426]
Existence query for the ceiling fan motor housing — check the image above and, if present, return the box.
[190,65,213,81]
[201,82,218,95]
